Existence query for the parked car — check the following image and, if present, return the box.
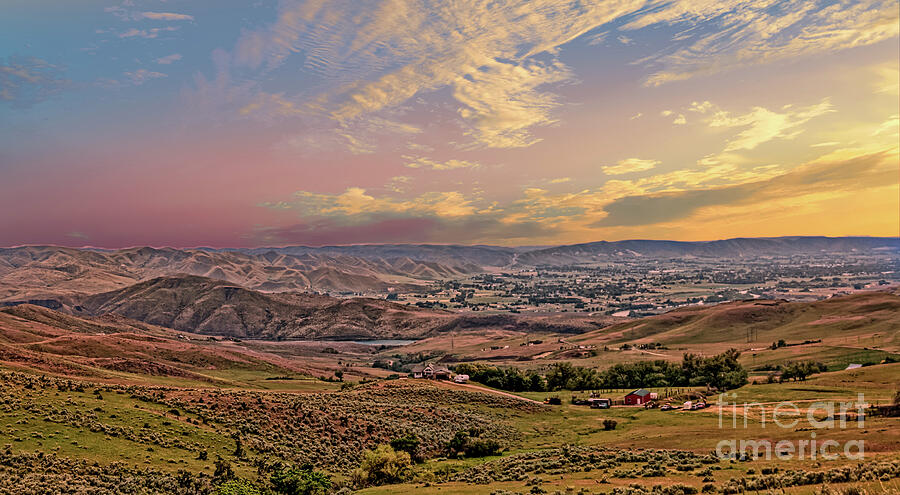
[660,403,673,411]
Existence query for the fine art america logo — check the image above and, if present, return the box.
[715,393,867,461]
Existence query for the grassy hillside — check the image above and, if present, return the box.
[576,291,900,347]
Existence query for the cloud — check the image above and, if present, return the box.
[263,187,478,218]
[632,0,900,86]
[603,158,660,175]
[594,150,896,227]
[141,12,194,21]
[257,186,555,245]
[212,0,897,155]
[702,99,834,151]
[106,5,194,22]
[123,69,167,85]
[251,145,897,245]
[549,177,572,184]
[587,31,609,46]
[874,115,899,136]
[404,156,481,170]
[155,54,182,65]
[873,62,899,95]
[118,26,179,39]
[386,176,413,193]
[0,56,68,108]
[230,0,650,149]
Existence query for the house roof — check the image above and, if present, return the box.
[627,389,651,397]
[410,363,450,373]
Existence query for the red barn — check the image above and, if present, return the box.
[624,389,652,405]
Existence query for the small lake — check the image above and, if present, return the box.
[347,339,417,346]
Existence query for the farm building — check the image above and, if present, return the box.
[410,363,452,380]
[624,389,652,405]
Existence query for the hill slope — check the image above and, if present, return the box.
[0,304,304,381]
[0,246,481,301]
[75,275,456,340]
[515,236,899,265]
[572,290,900,349]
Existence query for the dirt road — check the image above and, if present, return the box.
[439,381,544,404]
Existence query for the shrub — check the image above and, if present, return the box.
[216,479,262,495]
[214,459,235,483]
[602,419,618,431]
[270,465,332,495]
[447,430,502,458]
[352,444,413,487]
[466,438,503,458]
[390,434,422,463]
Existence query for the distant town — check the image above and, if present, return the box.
[387,251,899,316]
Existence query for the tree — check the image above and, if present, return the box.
[447,431,469,459]
[270,465,332,495]
[447,430,502,458]
[389,434,422,463]
[351,444,413,487]
[233,434,245,458]
[214,459,235,483]
[546,362,576,391]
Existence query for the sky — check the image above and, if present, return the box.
[1,0,898,248]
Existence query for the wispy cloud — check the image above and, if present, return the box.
[0,56,68,108]
[106,4,193,22]
[404,156,481,171]
[123,69,167,86]
[118,26,179,39]
[155,54,182,65]
[210,0,898,155]
[633,0,900,86]
[230,0,648,149]
[603,158,660,176]
[695,99,834,151]
[141,12,194,21]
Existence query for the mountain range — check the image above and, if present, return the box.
[2,237,896,302]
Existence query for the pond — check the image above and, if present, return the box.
[346,339,417,346]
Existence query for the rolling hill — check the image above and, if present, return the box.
[0,245,481,301]
[69,275,608,340]
[72,275,455,340]
[0,303,306,382]
[514,236,900,265]
[571,290,900,349]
